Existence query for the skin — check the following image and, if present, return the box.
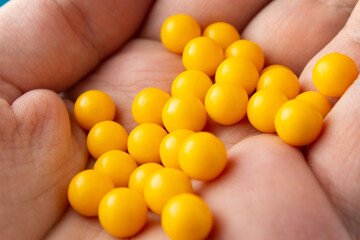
[0,0,360,239]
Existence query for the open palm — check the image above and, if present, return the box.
[1,0,360,239]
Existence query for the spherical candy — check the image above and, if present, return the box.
[247,88,288,133]
[98,188,148,238]
[260,64,291,76]
[160,129,194,170]
[68,169,114,217]
[225,39,264,72]
[162,94,207,132]
[215,57,259,95]
[312,52,358,98]
[162,193,213,240]
[94,150,137,187]
[296,91,332,118]
[182,37,224,76]
[205,82,248,125]
[203,22,240,50]
[128,163,164,194]
[275,100,323,146]
[128,123,167,164]
[179,132,227,181]
[144,168,193,215]
[257,67,300,99]
[87,121,128,159]
[161,14,201,54]
[171,70,213,102]
[74,90,115,131]
[132,88,171,126]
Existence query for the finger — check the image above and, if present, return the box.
[0,90,87,239]
[201,135,350,239]
[139,0,271,39]
[297,4,360,235]
[307,76,360,238]
[0,0,153,103]
[242,0,357,75]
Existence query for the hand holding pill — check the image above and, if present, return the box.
[1,1,360,239]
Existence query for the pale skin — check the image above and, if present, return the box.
[1,0,360,239]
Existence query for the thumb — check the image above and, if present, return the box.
[0,89,87,239]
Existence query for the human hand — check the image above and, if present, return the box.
[1,0,360,239]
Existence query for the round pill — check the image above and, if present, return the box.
[94,150,137,187]
[205,82,248,125]
[179,132,227,181]
[225,39,264,72]
[129,163,164,194]
[296,91,332,118]
[257,67,300,99]
[215,57,259,95]
[128,123,168,164]
[247,88,288,133]
[161,14,201,54]
[74,90,115,131]
[182,37,224,76]
[144,168,193,215]
[275,99,323,146]
[162,94,207,132]
[68,169,114,217]
[98,188,148,238]
[171,70,213,102]
[160,129,194,170]
[312,52,358,98]
[203,22,240,50]
[162,193,213,240]
[132,88,171,126]
[87,120,128,159]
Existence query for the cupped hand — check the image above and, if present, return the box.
[1,0,360,239]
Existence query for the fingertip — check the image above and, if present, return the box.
[11,89,71,136]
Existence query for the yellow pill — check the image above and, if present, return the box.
[179,132,227,181]
[203,22,240,50]
[205,82,248,125]
[161,14,201,54]
[257,67,300,99]
[129,163,164,194]
[313,52,358,98]
[247,88,288,133]
[94,150,137,187]
[183,37,224,76]
[296,91,332,118]
[215,57,259,95]
[68,169,114,217]
[171,70,213,102]
[98,188,148,238]
[225,39,264,72]
[128,123,168,164]
[74,90,115,131]
[160,129,194,170]
[132,88,171,126]
[87,121,128,159]
[144,168,193,215]
[260,64,291,76]
[162,193,213,240]
[162,94,207,132]
[275,100,323,146]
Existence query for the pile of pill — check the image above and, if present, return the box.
[68,13,358,239]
